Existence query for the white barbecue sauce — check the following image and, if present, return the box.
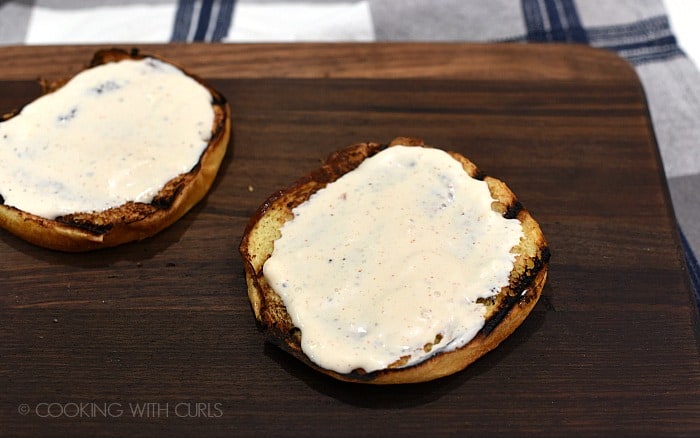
[263,146,524,374]
[0,57,214,218]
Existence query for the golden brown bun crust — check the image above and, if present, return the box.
[239,137,550,384]
[0,48,231,252]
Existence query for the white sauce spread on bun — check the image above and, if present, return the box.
[263,145,524,374]
[0,58,214,219]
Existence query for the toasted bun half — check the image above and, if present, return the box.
[0,48,231,252]
[240,137,550,384]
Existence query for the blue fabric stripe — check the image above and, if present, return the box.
[624,45,685,65]
[680,231,700,309]
[587,16,670,41]
[520,1,680,65]
[543,0,566,42]
[522,0,587,43]
[211,0,236,42]
[171,0,194,42]
[521,0,547,42]
[587,15,683,64]
[604,35,679,56]
[558,0,588,43]
[193,0,215,42]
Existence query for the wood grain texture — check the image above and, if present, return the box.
[1,44,699,436]
[0,42,637,82]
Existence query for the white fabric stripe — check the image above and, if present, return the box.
[537,0,551,38]
[587,18,675,47]
[224,1,374,42]
[616,42,678,59]
[25,4,177,44]
[551,0,568,34]
[187,1,203,42]
[204,1,222,42]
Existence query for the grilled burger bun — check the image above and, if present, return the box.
[240,137,549,384]
[0,48,230,252]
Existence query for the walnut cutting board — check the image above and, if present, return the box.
[1,44,699,436]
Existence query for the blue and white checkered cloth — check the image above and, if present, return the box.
[1,0,699,304]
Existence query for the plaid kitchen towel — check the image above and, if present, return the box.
[0,0,699,302]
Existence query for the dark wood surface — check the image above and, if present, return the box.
[1,43,699,436]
